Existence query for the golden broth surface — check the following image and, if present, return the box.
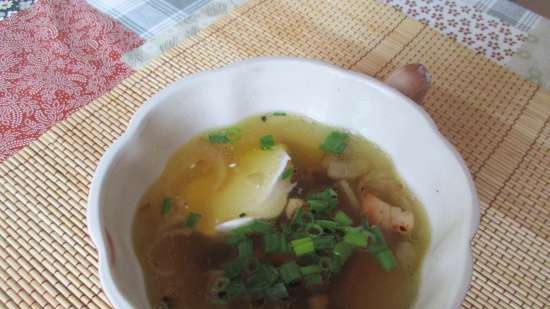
[133,113,430,309]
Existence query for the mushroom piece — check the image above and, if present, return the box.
[335,179,360,210]
[285,198,304,219]
[360,192,414,234]
[326,159,369,180]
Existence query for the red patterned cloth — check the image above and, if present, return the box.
[0,0,143,161]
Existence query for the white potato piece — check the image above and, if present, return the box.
[208,145,293,233]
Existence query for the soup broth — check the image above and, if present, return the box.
[133,113,430,309]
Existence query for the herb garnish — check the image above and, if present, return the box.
[210,187,396,305]
[208,127,241,144]
[183,212,202,228]
[320,131,348,156]
[260,135,275,150]
[161,197,172,215]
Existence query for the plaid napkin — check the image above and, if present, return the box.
[0,0,35,20]
[462,0,542,31]
[87,0,210,38]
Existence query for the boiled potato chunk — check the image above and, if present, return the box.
[204,145,293,234]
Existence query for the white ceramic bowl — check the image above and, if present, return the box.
[87,57,479,309]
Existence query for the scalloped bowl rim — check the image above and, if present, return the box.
[87,57,480,309]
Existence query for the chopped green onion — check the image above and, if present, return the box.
[331,255,344,273]
[264,233,281,255]
[266,282,288,300]
[247,274,271,294]
[247,264,279,294]
[279,261,301,284]
[304,274,323,287]
[305,224,323,237]
[344,228,369,248]
[281,223,292,235]
[208,127,241,144]
[272,112,287,116]
[320,131,348,156]
[334,210,353,226]
[333,241,354,261]
[281,167,294,180]
[226,281,247,299]
[225,127,241,142]
[307,200,329,213]
[367,226,388,254]
[245,258,260,273]
[260,135,275,150]
[184,212,202,228]
[224,258,245,279]
[238,238,254,258]
[314,235,336,251]
[262,264,280,285]
[292,207,304,225]
[251,220,274,234]
[316,220,339,231]
[291,237,315,256]
[307,188,338,213]
[311,187,338,203]
[301,253,321,265]
[233,224,254,235]
[300,265,321,276]
[234,220,273,235]
[279,234,290,253]
[301,211,314,224]
[289,231,308,241]
[161,197,172,215]
[208,133,230,144]
[226,234,247,245]
[376,249,397,271]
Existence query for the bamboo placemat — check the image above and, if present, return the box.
[0,0,548,308]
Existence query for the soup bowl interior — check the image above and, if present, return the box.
[88,57,479,309]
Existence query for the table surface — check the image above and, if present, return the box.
[1,0,549,161]
[0,1,548,309]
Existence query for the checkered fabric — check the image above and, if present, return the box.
[87,0,210,38]
[462,0,542,31]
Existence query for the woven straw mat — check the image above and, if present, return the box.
[0,0,548,308]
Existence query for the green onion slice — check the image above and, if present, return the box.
[304,274,323,287]
[184,212,202,228]
[260,135,275,150]
[279,262,301,284]
[266,282,288,300]
[238,238,254,258]
[161,197,172,215]
[291,237,315,256]
[334,210,353,226]
[376,249,397,271]
[281,167,294,180]
[300,265,321,276]
[320,131,348,156]
[344,228,369,248]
